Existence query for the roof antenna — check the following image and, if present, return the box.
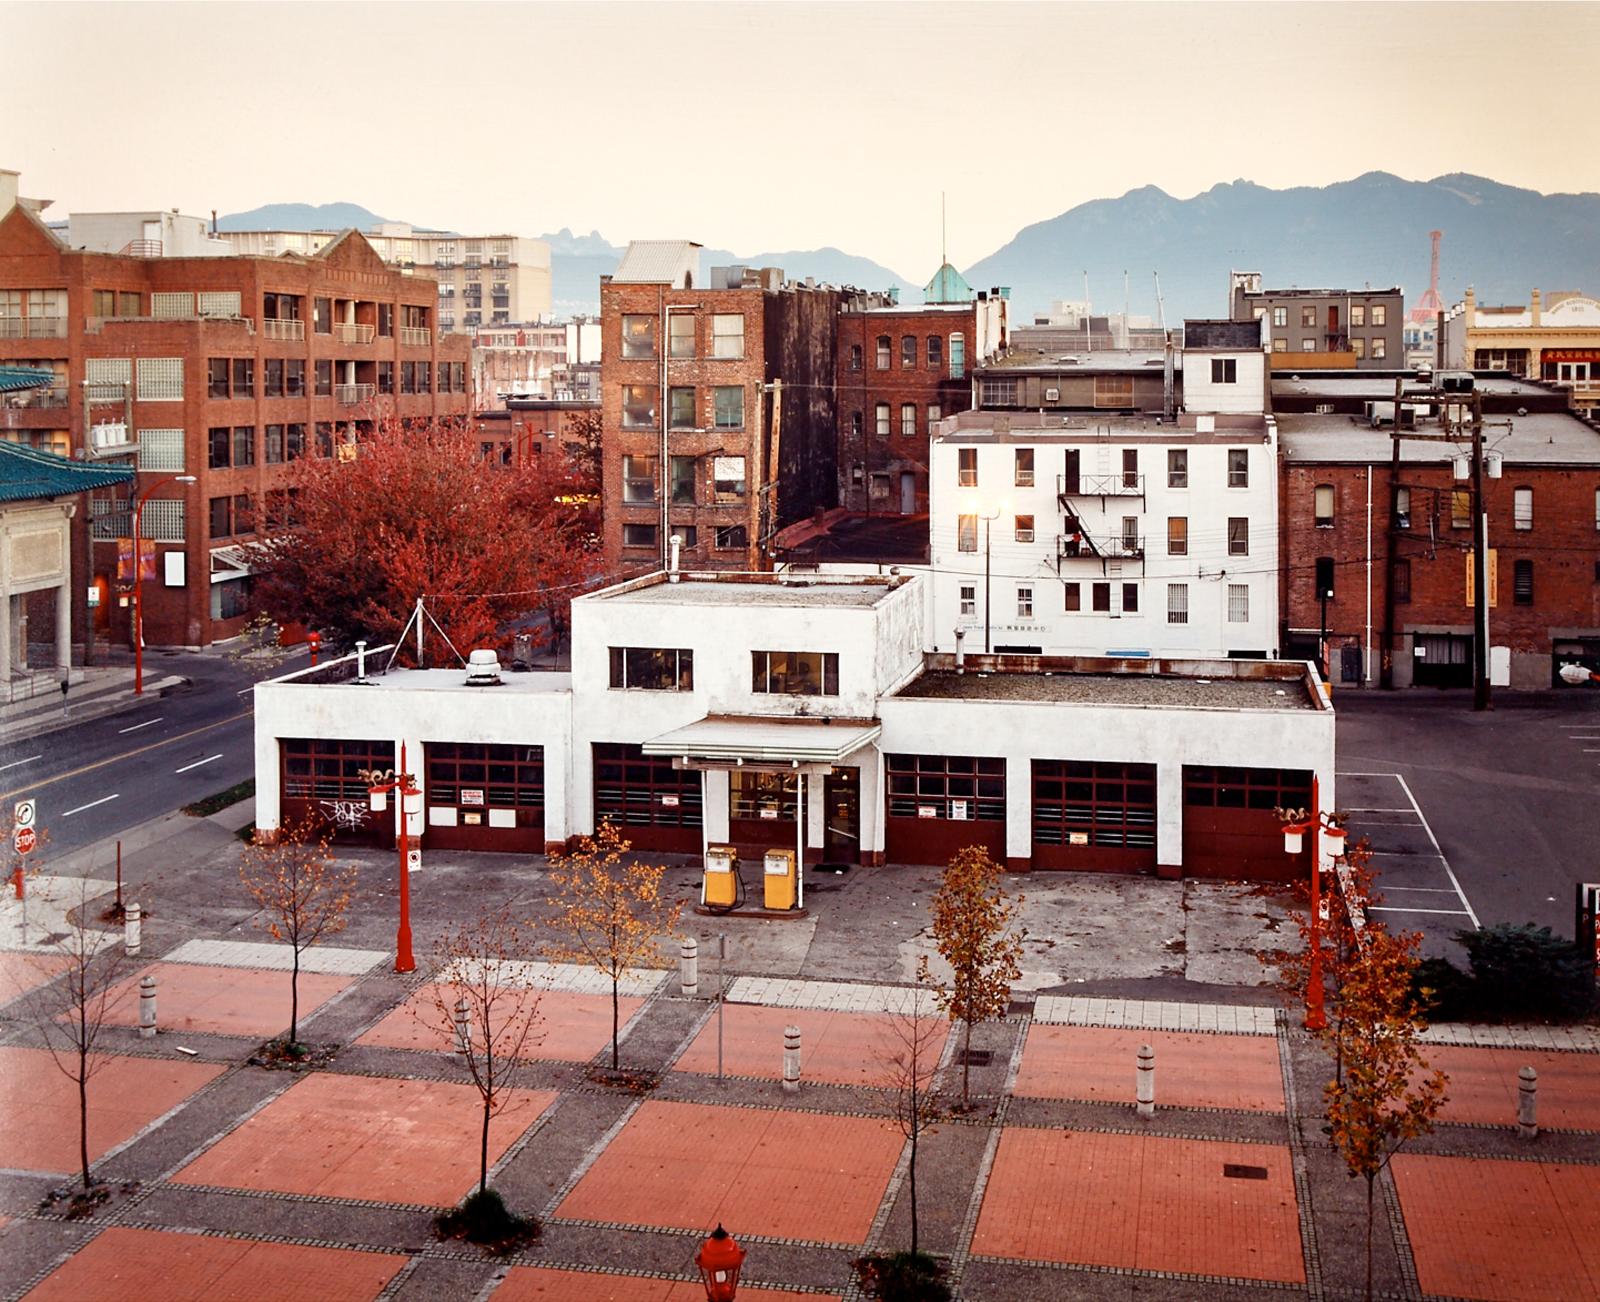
[941,191,947,267]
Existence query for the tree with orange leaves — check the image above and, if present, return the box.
[238,819,357,1049]
[546,821,683,1071]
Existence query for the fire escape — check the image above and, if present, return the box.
[1056,468,1145,578]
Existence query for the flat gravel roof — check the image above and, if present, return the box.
[894,669,1315,710]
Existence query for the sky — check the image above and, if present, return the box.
[3,1,1596,278]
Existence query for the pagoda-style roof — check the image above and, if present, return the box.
[0,440,135,504]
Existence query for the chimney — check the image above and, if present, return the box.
[1530,287,1542,327]
[954,627,966,674]
[211,209,218,237]
[354,640,369,683]
[668,532,682,581]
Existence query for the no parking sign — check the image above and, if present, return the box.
[13,799,35,856]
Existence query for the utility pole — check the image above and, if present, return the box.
[1470,391,1491,711]
[1381,377,1402,689]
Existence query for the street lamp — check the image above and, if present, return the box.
[961,496,1005,654]
[695,1224,746,1302]
[368,741,422,973]
[131,473,197,695]
[1279,775,1347,1031]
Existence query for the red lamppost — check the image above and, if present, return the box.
[695,1224,745,1302]
[130,473,196,694]
[1281,774,1346,1031]
[368,742,420,973]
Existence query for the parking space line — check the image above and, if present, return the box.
[62,793,119,817]
[1392,772,1480,930]
[1346,806,1415,813]
[1382,886,1461,894]
[1369,905,1474,917]
[1336,771,1407,779]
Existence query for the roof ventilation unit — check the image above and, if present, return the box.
[464,649,503,687]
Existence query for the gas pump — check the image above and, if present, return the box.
[703,844,743,912]
[763,848,798,911]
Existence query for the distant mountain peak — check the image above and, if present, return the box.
[217,201,394,233]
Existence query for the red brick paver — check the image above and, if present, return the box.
[358,987,643,1063]
[174,1071,556,1205]
[556,1100,902,1245]
[1394,1154,1600,1301]
[673,1003,946,1087]
[1424,1046,1600,1131]
[100,963,352,1039]
[22,1226,402,1301]
[973,1128,1303,1283]
[0,1046,225,1174]
[493,1266,838,1301]
[0,951,69,1005]
[1013,1025,1285,1112]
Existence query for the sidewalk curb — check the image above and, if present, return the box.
[0,674,189,746]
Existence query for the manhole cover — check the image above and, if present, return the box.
[1222,1163,1269,1181]
[956,1049,993,1067]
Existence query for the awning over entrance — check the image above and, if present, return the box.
[209,544,256,585]
[641,716,880,767]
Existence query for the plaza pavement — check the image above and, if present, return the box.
[1,818,1598,1299]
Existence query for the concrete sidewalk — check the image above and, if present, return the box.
[0,665,187,747]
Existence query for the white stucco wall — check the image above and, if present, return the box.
[1183,348,1269,415]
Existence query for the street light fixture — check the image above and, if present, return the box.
[961,495,1006,653]
[367,742,422,973]
[1279,775,1346,1031]
[695,1223,746,1301]
[131,473,196,695]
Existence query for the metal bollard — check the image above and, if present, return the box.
[138,974,157,1039]
[680,937,699,997]
[453,996,472,1057]
[1517,1065,1538,1140]
[1136,1043,1155,1117]
[782,1024,802,1093]
[125,902,142,956]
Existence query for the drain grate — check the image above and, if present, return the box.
[955,1049,994,1067]
[1222,1163,1269,1181]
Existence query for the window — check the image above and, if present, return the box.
[1514,559,1533,605]
[901,404,916,437]
[1228,517,1249,556]
[1167,516,1187,555]
[1314,483,1335,527]
[1168,449,1187,488]
[1595,487,1600,530]
[233,426,255,466]
[671,526,697,548]
[1371,305,1387,327]
[885,754,1005,822]
[849,343,862,371]
[712,314,745,359]
[1017,587,1034,618]
[752,650,839,696]
[281,738,392,804]
[1371,337,1386,360]
[1092,582,1112,612]
[286,359,307,397]
[208,427,231,470]
[1395,486,1411,529]
[313,298,332,334]
[265,358,285,398]
[265,424,285,464]
[668,312,695,358]
[621,314,656,358]
[1301,306,1317,328]
[1315,556,1336,599]
[1301,339,1317,352]
[876,335,891,369]
[1122,583,1139,613]
[875,403,891,437]
[1122,516,1140,552]
[713,456,746,501]
[957,514,978,552]
[1513,487,1533,530]
[231,357,253,397]
[417,362,431,394]
[622,455,658,503]
[1122,447,1138,488]
[958,447,977,487]
[137,357,183,402]
[1394,558,1411,604]
[1351,337,1366,360]
[1228,584,1249,623]
[927,335,942,368]
[1227,449,1249,488]
[1351,305,1366,327]
[377,361,394,394]
[609,647,694,691]
[850,411,863,439]
[315,423,333,458]
[980,377,1019,406]
[1211,357,1237,383]
[960,585,977,616]
[670,454,696,504]
[621,385,658,429]
[1273,337,1288,352]
[668,386,695,429]
[377,303,393,337]
[1272,306,1287,327]
[902,335,917,367]
[1451,489,1471,529]
[1015,514,1035,543]
[927,403,941,427]
[949,332,965,378]
[208,358,230,399]
[622,522,657,549]
[209,496,231,539]
[315,359,332,397]
[714,386,744,429]
[715,524,747,550]
[1064,582,1081,612]
[1015,448,1034,487]
[1167,583,1188,624]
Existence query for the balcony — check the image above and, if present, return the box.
[262,318,306,342]
[434,258,457,270]
[1,385,69,410]
[1058,531,1145,574]
[0,316,67,339]
[400,326,431,347]
[1057,472,1144,504]
[334,383,376,406]
[334,322,375,345]
[490,255,509,268]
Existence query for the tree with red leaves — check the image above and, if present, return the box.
[254,416,599,659]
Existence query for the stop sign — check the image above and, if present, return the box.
[13,825,35,856]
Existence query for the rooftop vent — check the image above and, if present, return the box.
[464,648,503,687]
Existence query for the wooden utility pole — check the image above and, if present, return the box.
[757,378,783,570]
[1381,377,1402,690]
[1470,391,1490,711]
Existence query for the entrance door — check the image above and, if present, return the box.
[899,472,916,515]
[1413,634,1472,688]
[823,768,860,863]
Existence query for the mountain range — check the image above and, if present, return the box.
[218,171,1600,322]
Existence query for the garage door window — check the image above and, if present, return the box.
[886,754,1005,821]
[427,743,543,813]
[1033,761,1156,849]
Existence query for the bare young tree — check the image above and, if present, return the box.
[238,819,357,1049]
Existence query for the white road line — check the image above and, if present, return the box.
[1393,772,1481,930]
[1336,771,1406,779]
[1382,886,1463,894]
[174,753,223,774]
[62,793,119,817]
[0,754,41,773]
[1369,905,1474,917]
[118,717,164,734]
[1366,849,1445,859]
[1347,807,1415,813]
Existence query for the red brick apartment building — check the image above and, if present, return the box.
[0,206,469,649]
[1276,373,1600,689]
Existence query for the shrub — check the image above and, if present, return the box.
[433,1187,540,1255]
[1412,925,1596,1023]
[850,1251,951,1302]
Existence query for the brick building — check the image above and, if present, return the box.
[0,204,470,650]
[1230,272,1403,369]
[1277,374,1600,689]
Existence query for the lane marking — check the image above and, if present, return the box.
[1336,771,1406,779]
[62,794,119,817]
[0,754,41,773]
[0,711,251,803]
[174,753,223,774]
[1382,886,1463,895]
[1369,905,1474,917]
[1347,807,1415,813]
[1393,772,1481,930]
[118,717,164,734]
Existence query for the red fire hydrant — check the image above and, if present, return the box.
[307,631,321,666]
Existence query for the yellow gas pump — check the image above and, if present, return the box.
[704,844,739,909]
[763,848,797,910]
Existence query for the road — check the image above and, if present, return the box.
[0,648,292,857]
